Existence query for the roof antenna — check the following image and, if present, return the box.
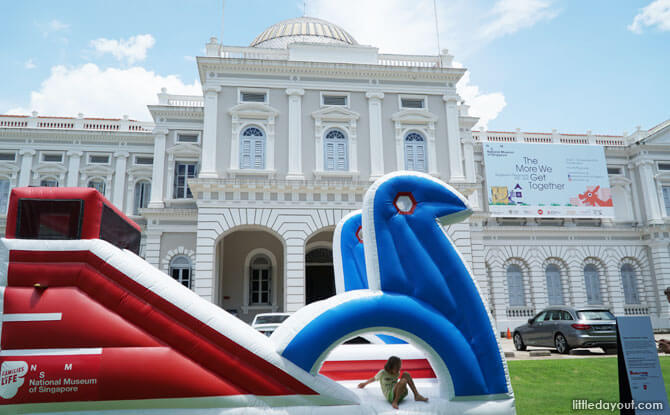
[433,0,442,66]
[221,0,225,44]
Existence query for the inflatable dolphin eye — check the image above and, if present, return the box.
[393,192,417,214]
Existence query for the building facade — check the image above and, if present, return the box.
[2,17,670,331]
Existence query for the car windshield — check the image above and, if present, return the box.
[577,310,614,320]
[255,314,290,325]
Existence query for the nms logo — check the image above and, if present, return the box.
[0,361,28,399]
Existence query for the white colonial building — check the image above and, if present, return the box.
[2,17,670,331]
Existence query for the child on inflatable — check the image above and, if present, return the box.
[358,356,429,409]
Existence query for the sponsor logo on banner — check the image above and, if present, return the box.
[0,361,28,399]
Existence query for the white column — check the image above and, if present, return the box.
[286,88,304,180]
[366,91,385,179]
[66,151,83,187]
[285,235,306,312]
[144,229,163,268]
[649,241,670,317]
[200,86,220,178]
[149,128,168,208]
[112,151,129,208]
[462,137,475,182]
[637,159,663,224]
[443,95,465,182]
[18,149,35,187]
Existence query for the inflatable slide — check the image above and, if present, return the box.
[0,172,515,414]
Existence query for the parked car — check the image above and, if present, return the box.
[251,312,291,337]
[513,306,617,354]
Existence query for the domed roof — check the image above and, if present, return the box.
[250,17,358,49]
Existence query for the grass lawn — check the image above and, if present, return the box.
[508,357,670,415]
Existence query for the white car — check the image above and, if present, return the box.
[251,312,291,337]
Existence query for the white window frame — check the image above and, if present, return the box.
[175,131,201,145]
[239,125,266,170]
[0,152,17,162]
[87,177,107,196]
[133,180,151,215]
[133,155,154,165]
[398,94,427,110]
[87,153,111,165]
[242,248,278,313]
[323,128,349,172]
[320,92,350,108]
[169,255,192,289]
[40,177,59,187]
[238,88,269,105]
[173,161,198,199]
[404,130,428,172]
[40,151,64,163]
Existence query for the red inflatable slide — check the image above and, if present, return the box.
[0,188,355,413]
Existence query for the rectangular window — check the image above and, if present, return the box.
[323,94,347,106]
[607,167,622,175]
[663,186,670,216]
[401,97,425,109]
[134,156,154,165]
[0,152,16,161]
[89,154,110,164]
[0,179,9,213]
[100,205,141,254]
[659,163,670,171]
[173,162,197,199]
[40,179,59,187]
[240,92,267,103]
[250,268,271,305]
[177,133,199,143]
[42,153,63,163]
[134,181,151,215]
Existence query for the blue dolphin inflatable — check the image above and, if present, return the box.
[273,171,512,404]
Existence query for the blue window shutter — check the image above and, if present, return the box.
[241,139,251,169]
[584,265,602,305]
[336,142,346,170]
[621,264,639,304]
[506,264,525,307]
[663,187,670,216]
[254,139,264,169]
[325,143,335,170]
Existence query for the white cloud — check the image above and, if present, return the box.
[24,59,36,69]
[6,63,200,121]
[90,34,156,64]
[48,19,69,31]
[456,71,506,129]
[480,0,558,40]
[629,0,670,33]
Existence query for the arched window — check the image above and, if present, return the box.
[404,132,427,172]
[240,126,265,169]
[506,264,525,307]
[40,177,59,187]
[249,254,272,305]
[545,264,564,305]
[621,263,640,305]
[324,129,348,171]
[134,180,151,215]
[584,264,602,305]
[88,178,106,196]
[0,178,10,213]
[169,255,192,288]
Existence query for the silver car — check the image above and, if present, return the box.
[513,306,617,354]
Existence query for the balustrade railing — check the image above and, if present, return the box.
[0,114,152,132]
[472,130,627,146]
[506,306,536,318]
[624,304,649,315]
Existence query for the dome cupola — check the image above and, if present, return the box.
[250,17,357,49]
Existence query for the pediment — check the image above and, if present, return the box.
[640,119,670,146]
[127,165,153,177]
[392,109,438,124]
[34,164,68,174]
[229,102,279,119]
[312,106,359,121]
[166,142,202,157]
[80,165,114,176]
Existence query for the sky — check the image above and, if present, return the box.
[0,0,668,134]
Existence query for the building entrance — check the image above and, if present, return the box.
[305,248,335,304]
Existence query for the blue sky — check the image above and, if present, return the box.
[1,0,668,134]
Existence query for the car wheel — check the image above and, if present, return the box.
[555,333,570,354]
[513,332,526,351]
[601,347,617,355]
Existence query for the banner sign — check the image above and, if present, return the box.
[483,142,614,218]
[616,316,669,414]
